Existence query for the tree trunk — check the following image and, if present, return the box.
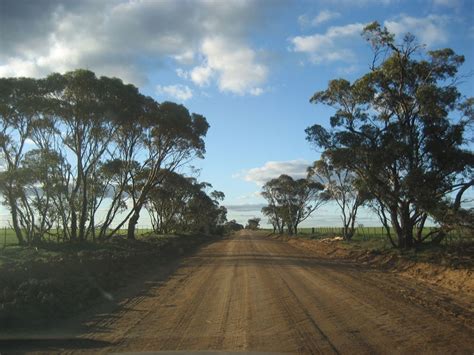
[397,204,414,249]
[343,225,354,240]
[127,208,141,240]
[70,205,78,241]
[9,197,25,245]
[78,180,88,241]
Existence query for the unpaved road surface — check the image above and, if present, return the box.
[9,231,474,354]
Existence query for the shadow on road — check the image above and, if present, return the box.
[0,338,111,352]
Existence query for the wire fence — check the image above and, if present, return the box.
[295,226,473,246]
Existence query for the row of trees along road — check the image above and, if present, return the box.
[304,23,473,248]
[0,69,227,245]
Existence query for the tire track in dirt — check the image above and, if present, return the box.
[249,236,339,354]
[259,236,474,354]
[17,231,474,354]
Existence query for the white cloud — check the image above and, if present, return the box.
[156,84,193,101]
[0,0,271,93]
[237,159,311,186]
[190,65,214,87]
[290,23,366,64]
[299,10,341,28]
[189,37,268,95]
[25,138,36,146]
[225,203,266,212]
[172,50,195,65]
[313,10,341,25]
[384,15,449,46]
[176,68,189,80]
[250,87,264,96]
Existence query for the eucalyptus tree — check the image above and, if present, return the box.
[95,92,153,239]
[261,179,286,234]
[261,175,328,235]
[308,157,368,240]
[224,220,244,232]
[13,149,65,243]
[181,184,226,234]
[0,77,46,244]
[147,171,197,233]
[106,101,209,239]
[42,70,140,241]
[306,22,473,248]
[0,70,210,242]
[246,218,261,230]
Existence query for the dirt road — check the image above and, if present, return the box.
[11,231,474,354]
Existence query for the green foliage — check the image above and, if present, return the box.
[0,69,217,244]
[261,174,328,235]
[224,220,244,233]
[306,22,473,248]
[147,171,227,235]
[246,218,261,230]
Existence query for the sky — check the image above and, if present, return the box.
[0,0,473,227]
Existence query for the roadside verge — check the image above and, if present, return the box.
[272,234,474,299]
[0,233,218,330]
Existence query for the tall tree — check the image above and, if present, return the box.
[115,101,209,239]
[0,77,45,244]
[0,70,210,243]
[42,70,136,241]
[308,157,367,240]
[306,22,473,248]
[261,178,286,234]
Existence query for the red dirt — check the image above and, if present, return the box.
[5,230,474,354]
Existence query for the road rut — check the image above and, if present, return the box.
[17,231,474,354]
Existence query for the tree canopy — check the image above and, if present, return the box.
[0,70,224,244]
[306,22,473,248]
[261,174,328,235]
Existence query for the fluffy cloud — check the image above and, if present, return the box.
[190,65,214,87]
[237,159,311,186]
[225,203,266,212]
[0,0,271,94]
[298,10,341,27]
[290,14,450,65]
[156,84,193,101]
[290,23,366,63]
[188,37,267,95]
[384,15,449,46]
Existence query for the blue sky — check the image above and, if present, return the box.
[0,0,473,227]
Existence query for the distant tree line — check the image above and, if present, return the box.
[0,69,227,245]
